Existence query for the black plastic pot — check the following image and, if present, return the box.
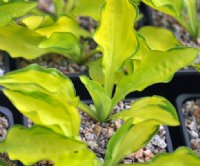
[0,106,14,128]
[0,51,14,74]
[138,3,153,27]
[74,69,200,101]
[0,89,23,124]
[1,70,199,149]
[176,94,200,148]
[0,106,20,166]
[164,126,173,152]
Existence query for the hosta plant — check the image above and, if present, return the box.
[0,0,200,165]
[142,0,200,40]
[140,0,200,71]
[0,65,200,166]
[0,0,104,63]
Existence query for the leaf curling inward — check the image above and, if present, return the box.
[111,95,179,126]
[94,0,139,96]
[112,34,199,107]
[0,125,97,166]
[0,64,80,137]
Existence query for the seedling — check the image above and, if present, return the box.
[0,0,199,165]
[142,0,200,40]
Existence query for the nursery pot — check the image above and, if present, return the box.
[176,94,200,149]
[0,106,14,127]
[0,51,13,74]
[138,3,153,27]
[0,90,23,124]
[0,106,20,166]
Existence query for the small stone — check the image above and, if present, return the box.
[0,69,4,76]
[114,119,123,129]
[137,158,145,163]
[186,121,197,131]
[197,38,200,45]
[189,131,199,139]
[1,118,8,128]
[159,126,165,133]
[95,148,105,155]
[151,135,160,145]
[134,149,144,159]
[99,140,106,149]
[94,125,101,138]
[143,149,154,158]
[87,141,98,149]
[158,141,167,149]
[146,143,155,152]
[85,133,96,141]
[194,109,200,121]
[107,127,114,138]
[123,159,133,164]
[145,155,152,162]
[154,149,159,154]
[191,139,200,150]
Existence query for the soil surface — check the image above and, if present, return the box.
[0,113,16,166]
[80,101,168,164]
[17,0,99,75]
[151,8,200,64]
[182,99,200,155]
[25,100,169,165]
[18,54,88,75]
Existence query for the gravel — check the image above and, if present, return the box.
[25,100,169,165]
[151,8,200,64]
[34,160,54,166]
[80,100,168,164]
[182,99,200,155]
[18,54,88,75]
[0,113,16,166]
[17,15,99,75]
[17,1,99,75]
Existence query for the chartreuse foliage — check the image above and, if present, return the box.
[94,0,138,97]
[0,0,103,62]
[0,65,81,138]
[0,0,36,27]
[0,24,81,60]
[0,0,200,166]
[0,65,200,165]
[81,0,199,122]
[0,125,98,166]
[70,0,104,20]
[142,0,200,39]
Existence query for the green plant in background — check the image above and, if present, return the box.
[0,0,200,165]
[140,0,200,71]
[0,0,104,63]
[142,0,200,40]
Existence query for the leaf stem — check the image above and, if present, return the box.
[79,49,101,65]
[78,101,99,121]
